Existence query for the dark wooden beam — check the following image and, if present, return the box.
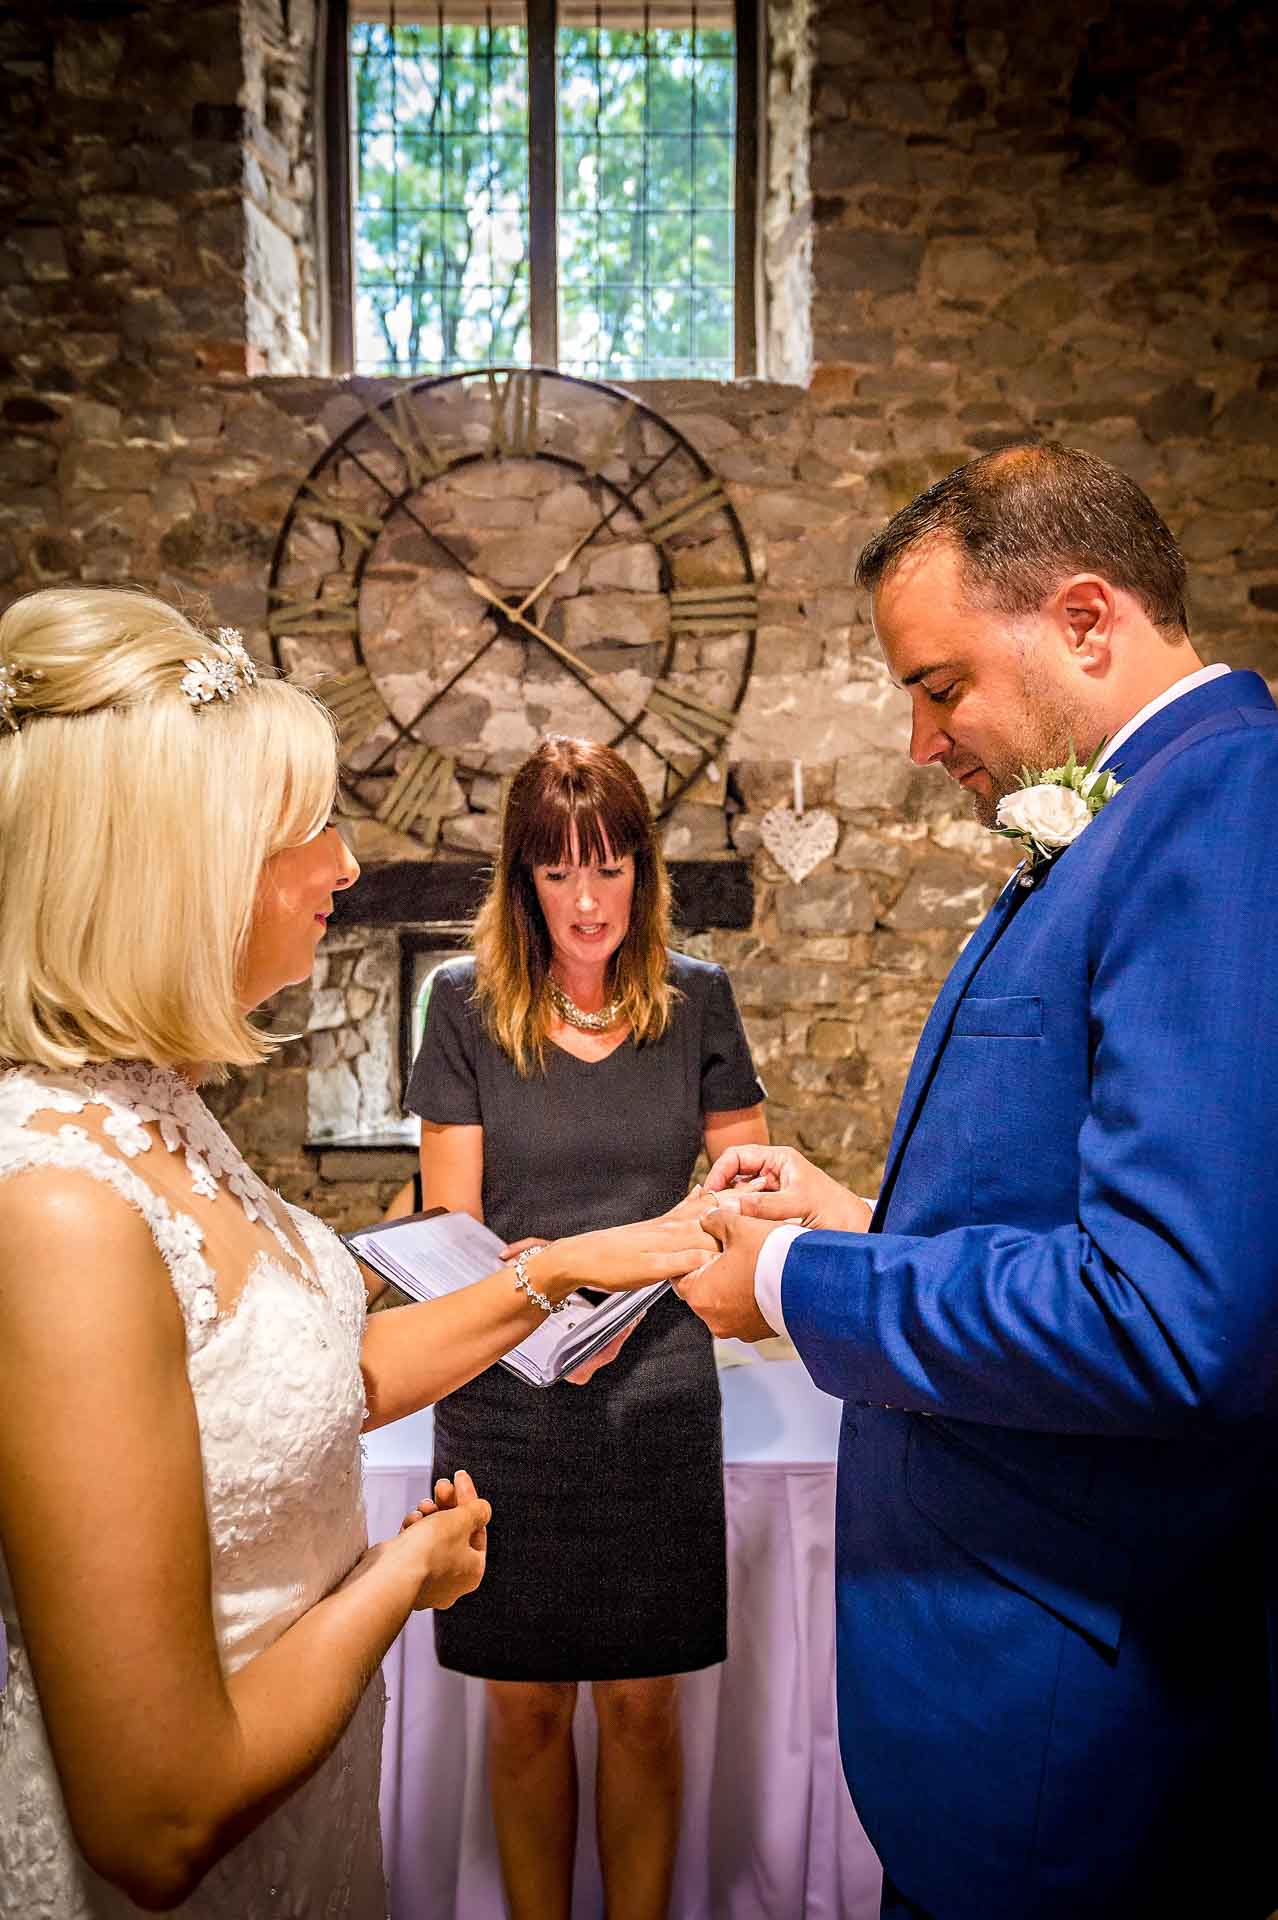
[329,858,755,930]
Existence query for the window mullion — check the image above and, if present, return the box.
[732,0,758,379]
[527,0,559,366]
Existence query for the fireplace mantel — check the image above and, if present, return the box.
[328,858,754,931]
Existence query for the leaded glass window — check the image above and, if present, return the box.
[346,2,750,380]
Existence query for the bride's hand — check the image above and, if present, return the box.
[397,1469,491,1610]
[661,1183,722,1225]
[543,1213,718,1295]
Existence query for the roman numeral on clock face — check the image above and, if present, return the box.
[373,393,447,490]
[296,479,384,550]
[581,400,636,476]
[642,678,736,754]
[639,479,727,542]
[316,667,388,753]
[377,744,455,847]
[668,585,759,634]
[266,585,360,638]
[486,371,542,457]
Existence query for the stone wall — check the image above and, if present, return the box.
[2,0,1276,1223]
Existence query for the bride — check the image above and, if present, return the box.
[0,587,717,1918]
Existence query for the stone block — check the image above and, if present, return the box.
[816,229,925,297]
[308,988,348,1032]
[994,274,1077,336]
[28,534,77,581]
[1139,381,1215,443]
[309,1031,341,1071]
[21,227,70,283]
[833,745,913,811]
[835,827,911,878]
[740,1013,784,1069]
[307,1062,360,1139]
[662,804,729,859]
[730,960,847,1007]
[441,811,502,855]
[580,545,661,593]
[61,333,120,374]
[562,591,668,650]
[59,442,156,494]
[884,853,995,932]
[1177,513,1244,564]
[776,872,876,934]
[68,399,122,440]
[1213,391,1278,445]
[925,240,1013,302]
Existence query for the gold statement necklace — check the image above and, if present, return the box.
[546,975,624,1033]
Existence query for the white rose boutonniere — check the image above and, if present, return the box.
[994,741,1122,876]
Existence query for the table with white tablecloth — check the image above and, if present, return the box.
[364,1358,883,1920]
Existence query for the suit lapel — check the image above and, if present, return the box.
[872,872,1030,1228]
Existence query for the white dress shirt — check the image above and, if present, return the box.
[751,661,1235,1338]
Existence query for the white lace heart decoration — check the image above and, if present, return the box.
[759,803,838,883]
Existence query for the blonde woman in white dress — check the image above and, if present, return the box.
[0,588,716,1919]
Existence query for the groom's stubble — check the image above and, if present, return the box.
[960,641,1100,829]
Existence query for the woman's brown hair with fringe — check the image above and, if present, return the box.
[471,736,677,1075]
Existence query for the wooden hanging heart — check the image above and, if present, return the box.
[759,803,838,883]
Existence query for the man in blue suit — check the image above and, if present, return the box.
[681,444,1278,1917]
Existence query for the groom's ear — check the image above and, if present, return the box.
[1055,574,1116,678]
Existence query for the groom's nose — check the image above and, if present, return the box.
[908,697,951,766]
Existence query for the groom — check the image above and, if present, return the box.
[681,444,1278,1918]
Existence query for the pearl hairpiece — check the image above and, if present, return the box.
[180,627,259,709]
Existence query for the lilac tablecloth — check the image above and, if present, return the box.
[363,1360,883,1919]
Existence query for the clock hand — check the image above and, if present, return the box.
[512,441,685,617]
[465,576,598,682]
[514,526,603,617]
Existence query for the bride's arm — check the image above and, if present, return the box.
[358,1120,718,1426]
[0,1171,487,1912]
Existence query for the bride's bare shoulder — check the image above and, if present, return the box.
[0,1163,182,1335]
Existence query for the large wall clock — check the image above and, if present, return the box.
[265,368,757,852]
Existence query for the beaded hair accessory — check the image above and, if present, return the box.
[180,627,259,708]
[0,659,41,733]
[1,625,257,733]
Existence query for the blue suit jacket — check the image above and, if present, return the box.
[781,670,1278,1918]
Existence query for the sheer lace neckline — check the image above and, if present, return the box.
[8,1059,312,1286]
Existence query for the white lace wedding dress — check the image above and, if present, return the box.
[0,1061,388,1919]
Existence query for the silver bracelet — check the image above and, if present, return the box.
[512,1243,565,1315]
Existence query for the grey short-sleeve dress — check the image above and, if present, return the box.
[405,951,765,1681]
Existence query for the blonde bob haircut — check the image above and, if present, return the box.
[0,587,338,1077]
[472,735,677,1076]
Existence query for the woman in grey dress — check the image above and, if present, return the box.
[406,736,767,1920]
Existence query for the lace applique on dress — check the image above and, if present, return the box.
[0,1094,221,1341]
[0,1062,387,1920]
[78,1061,312,1279]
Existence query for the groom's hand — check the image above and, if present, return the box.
[673,1198,779,1341]
[702,1143,873,1232]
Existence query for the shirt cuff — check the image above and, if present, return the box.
[753,1224,809,1337]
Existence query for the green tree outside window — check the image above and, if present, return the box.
[352,14,736,379]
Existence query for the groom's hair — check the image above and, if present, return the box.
[854,443,1189,637]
